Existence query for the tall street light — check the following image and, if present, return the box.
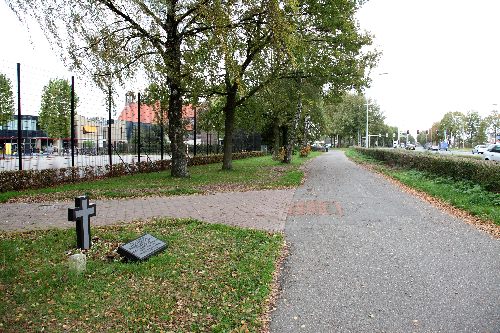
[493,104,498,143]
[365,98,370,148]
[365,72,389,148]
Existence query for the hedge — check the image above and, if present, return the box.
[0,151,265,193]
[354,148,500,192]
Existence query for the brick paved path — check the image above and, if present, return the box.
[0,189,294,232]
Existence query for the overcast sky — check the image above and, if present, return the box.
[356,0,500,133]
[0,0,499,134]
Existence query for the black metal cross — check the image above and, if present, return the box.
[68,196,96,249]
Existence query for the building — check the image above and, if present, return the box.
[117,96,195,142]
[75,115,128,153]
[0,115,49,154]
[0,114,128,155]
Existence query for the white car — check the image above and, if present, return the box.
[484,144,500,161]
[472,144,488,154]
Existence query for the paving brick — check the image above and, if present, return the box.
[0,189,294,232]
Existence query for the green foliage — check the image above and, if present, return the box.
[7,0,376,172]
[324,93,394,147]
[464,111,485,145]
[0,73,14,126]
[39,78,77,138]
[0,218,284,331]
[485,110,499,139]
[439,111,465,146]
[354,148,500,192]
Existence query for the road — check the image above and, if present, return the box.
[270,150,499,332]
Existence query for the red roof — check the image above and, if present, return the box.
[118,102,156,123]
[118,103,195,125]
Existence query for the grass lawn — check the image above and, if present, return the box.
[1,153,320,203]
[0,218,284,332]
[345,149,500,226]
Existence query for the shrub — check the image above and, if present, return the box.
[299,145,311,157]
[354,148,500,192]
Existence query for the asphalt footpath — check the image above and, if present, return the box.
[270,150,499,333]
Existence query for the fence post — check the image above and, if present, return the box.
[193,107,197,156]
[71,76,75,167]
[160,121,164,160]
[17,63,22,171]
[137,92,141,164]
[108,85,112,169]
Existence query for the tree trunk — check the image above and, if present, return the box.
[168,82,188,177]
[222,86,237,170]
[272,120,280,159]
[166,3,188,177]
[301,115,308,147]
[284,77,302,164]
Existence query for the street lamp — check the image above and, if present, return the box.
[493,104,498,143]
[365,99,370,148]
[365,72,389,148]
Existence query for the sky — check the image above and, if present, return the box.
[356,0,500,134]
[0,0,499,134]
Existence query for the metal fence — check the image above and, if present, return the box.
[0,61,261,172]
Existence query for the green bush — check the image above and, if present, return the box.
[355,148,500,192]
[0,152,265,193]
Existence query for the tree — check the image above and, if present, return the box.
[324,93,385,147]
[277,0,377,162]
[463,111,483,146]
[193,0,376,167]
[485,110,499,143]
[7,0,222,177]
[430,121,442,144]
[416,131,427,146]
[0,73,15,126]
[189,0,292,169]
[39,79,77,140]
[439,111,465,147]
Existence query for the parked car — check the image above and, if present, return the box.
[484,144,500,161]
[429,145,439,151]
[405,144,415,150]
[472,144,488,154]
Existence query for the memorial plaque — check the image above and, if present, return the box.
[117,233,167,261]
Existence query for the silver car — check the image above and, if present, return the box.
[472,144,488,154]
[484,144,500,161]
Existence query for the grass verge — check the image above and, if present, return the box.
[346,149,500,226]
[0,218,284,332]
[1,153,320,203]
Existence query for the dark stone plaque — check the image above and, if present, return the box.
[117,233,167,261]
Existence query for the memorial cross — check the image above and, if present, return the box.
[68,196,96,249]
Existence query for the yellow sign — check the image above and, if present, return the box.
[83,126,96,134]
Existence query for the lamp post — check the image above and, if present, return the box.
[365,99,370,148]
[493,104,498,143]
[365,72,389,148]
